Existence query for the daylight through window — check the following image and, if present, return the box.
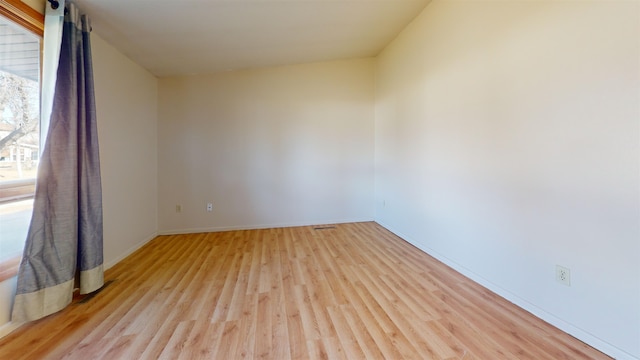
[0,12,41,263]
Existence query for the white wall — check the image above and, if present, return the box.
[92,34,159,268]
[158,59,374,233]
[375,1,639,359]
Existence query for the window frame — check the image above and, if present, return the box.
[0,0,44,283]
[0,0,44,36]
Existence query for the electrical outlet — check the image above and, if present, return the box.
[206,203,213,212]
[556,265,571,286]
[176,204,182,213]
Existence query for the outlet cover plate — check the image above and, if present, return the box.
[556,265,571,286]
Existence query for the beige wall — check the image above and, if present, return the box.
[3,3,638,358]
[375,2,639,359]
[92,34,159,268]
[158,59,374,233]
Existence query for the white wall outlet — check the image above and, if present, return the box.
[176,204,182,213]
[206,203,213,212]
[556,265,571,286]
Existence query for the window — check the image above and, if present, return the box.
[0,0,43,281]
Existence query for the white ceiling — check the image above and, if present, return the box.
[74,0,431,77]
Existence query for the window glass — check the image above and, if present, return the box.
[0,13,41,262]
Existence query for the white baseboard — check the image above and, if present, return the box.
[375,220,638,360]
[104,231,158,270]
[158,218,374,236]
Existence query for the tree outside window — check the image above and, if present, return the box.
[0,13,41,264]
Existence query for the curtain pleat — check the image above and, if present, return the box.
[12,2,103,322]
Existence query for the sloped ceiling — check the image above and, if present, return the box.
[75,0,431,77]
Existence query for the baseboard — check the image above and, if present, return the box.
[103,231,158,270]
[158,218,375,236]
[0,321,22,339]
[375,220,638,360]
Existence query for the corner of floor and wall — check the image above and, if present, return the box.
[1,1,639,359]
[372,2,639,359]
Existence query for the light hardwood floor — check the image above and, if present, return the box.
[0,222,610,359]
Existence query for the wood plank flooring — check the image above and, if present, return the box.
[0,222,611,359]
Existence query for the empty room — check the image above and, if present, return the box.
[0,0,638,359]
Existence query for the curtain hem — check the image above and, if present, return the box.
[79,264,103,295]
[11,279,74,322]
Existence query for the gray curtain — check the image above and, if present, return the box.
[12,3,103,322]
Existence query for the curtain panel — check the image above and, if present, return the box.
[12,2,103,322]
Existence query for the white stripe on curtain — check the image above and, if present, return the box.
[40,0,65,146]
